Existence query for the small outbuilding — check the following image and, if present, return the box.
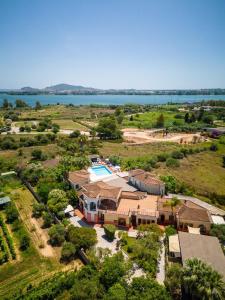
[0,196,11,207]
[168,234,181,258]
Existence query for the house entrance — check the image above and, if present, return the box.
[131,214,137,227]
[99,213,104,223]
[160,214,165,223]
[118,218,126,226]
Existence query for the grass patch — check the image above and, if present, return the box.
[99,141,207,159]
[123,111,185,128]
[156,144,225,200]
[52,119,88,130]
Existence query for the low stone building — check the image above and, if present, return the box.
[176,204,212,234]
[128,169,165,196]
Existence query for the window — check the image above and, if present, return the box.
[90,202,96,211]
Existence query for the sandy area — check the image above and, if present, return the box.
[122,128,205,144]
[31,217,55,257]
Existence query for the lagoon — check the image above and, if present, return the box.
[0,93,225,107]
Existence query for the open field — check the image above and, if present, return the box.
[99,140,208,159]
[0,143,61,164]
[18,105,115,120]
[122,110,185,128]
[155,144,225,198]
[52,119,88,130]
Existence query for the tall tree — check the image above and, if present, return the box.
[35,101,42,110]
[184,112,189,123]
[156,114,165,128]
[163,197,181,221]
[96,117,122,140]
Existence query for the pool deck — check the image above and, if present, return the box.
[88,165,114,182]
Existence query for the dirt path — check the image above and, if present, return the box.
[122,128,204,144]
[30,217,55,257]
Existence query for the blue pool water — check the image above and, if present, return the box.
[91,165,112,176]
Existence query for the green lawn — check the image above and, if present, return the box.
[122,111,185,128]
[52,119,88,130]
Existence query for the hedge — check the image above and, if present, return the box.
[0,233,9,264]
[103,224,116,241]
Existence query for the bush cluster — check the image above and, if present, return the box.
[0,233,9,264]
[0,134,56,150]
[122,146,209,170]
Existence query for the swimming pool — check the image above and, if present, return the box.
[91,165,112,176]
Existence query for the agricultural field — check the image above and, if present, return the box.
[18,104,115,120]
[0,176,82,299]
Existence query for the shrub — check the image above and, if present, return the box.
[42,211,53,228]
[180,148,189,156]
[171,151,184,159]
[67,225,97,251]
[69,130,81,138]
[103,224,116,241]
[109,155,122,166]
[32,203,45,218]
[19,234,30,250]
[61,242,76,262]
[49,224,65,246]
[210,143,218,151]
[5,202,19,223]
[157,153,170,162]
[165,225,177,237]
[166,158,180,168]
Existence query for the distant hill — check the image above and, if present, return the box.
[44,83,97,92]
[21,86,41,92]
[1,84,225,96]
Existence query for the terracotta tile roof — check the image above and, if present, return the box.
[82,181,121,200]
[178,232,225,278]
[177,205,211,223]
[129,169,145,177]
[158,199,203,213]
[158,199,182,213]
[129,169,163,186]
[68,170,90,186]
[120,191,146,200]
[117,195,158,217]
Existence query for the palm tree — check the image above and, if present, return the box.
[182,258,225,300]
[163,196,181,222]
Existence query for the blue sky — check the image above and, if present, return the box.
[0,0,225,89]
